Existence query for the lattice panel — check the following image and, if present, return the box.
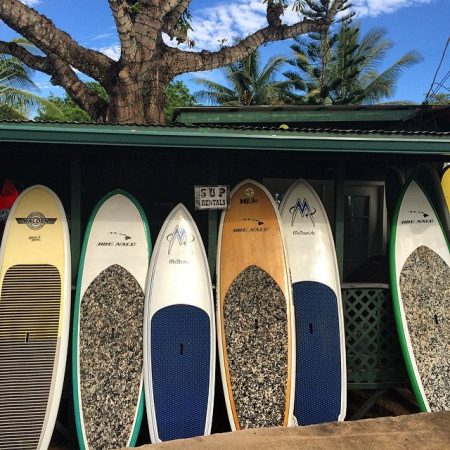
[343,286,408,385]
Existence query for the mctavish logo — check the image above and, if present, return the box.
[166,224,195,255]
[289,198,316,227]
[16,212,57,230]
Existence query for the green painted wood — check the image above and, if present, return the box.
[175,109,417,125]
[207,157,219,277]
[70,151,81,283]
[350,389,388,420]
[334,161,345,281]
[0,122,449,155]
[343,286,408,387]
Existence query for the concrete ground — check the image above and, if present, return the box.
[126,411,450,450]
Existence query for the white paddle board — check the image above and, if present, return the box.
[390,178,450,411]
[279,179,346,425]
[73,189,151,449]
[144,203,215,442]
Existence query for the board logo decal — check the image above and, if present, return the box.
[240,187,258,205]
[166,225,195,255]
[108,231,132,240]
[233,218,269,233]
[289,198,316,227]
[16,212,57,230]
[243,218,264,226]
[97,231,136,247]
[401,210,434,225]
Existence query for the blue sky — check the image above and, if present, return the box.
[1,0,449,104]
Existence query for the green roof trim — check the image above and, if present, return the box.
[174,107,418,125]
[0,121,449,155]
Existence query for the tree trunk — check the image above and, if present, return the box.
[105,65,168,125]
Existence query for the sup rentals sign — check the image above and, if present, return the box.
[195,185,230,210]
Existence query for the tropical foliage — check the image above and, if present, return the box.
[35,81,195,123]
[283,20,421,105]
[164,81,196,122]
[0,41,48,120]
[194,49,289,106]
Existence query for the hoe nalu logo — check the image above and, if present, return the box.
[289,198,316,227]
[401,210,434,225]
[166,224,195,255]
[97,231,136,247]
[16,211,57,230]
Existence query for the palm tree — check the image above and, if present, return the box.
[283,21,421,105]
[194,49,289,106]
[0,39,59,120]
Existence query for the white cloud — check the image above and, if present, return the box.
[35,82,52,90]
[352,0,431,17]
[90,32,115,42]
[97,44,120,61]
[173,0,434,51]
[98,0,433,56]
[20,0,41,6]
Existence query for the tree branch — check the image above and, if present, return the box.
[0,40,52,74]
[169,20,314,75]
[47,54,108,121]
[169,0,344,75]
[108,0,137,63]
[0,0,115,82]
[131,4,164,59]
[162,0,190,41]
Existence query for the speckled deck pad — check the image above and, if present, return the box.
[79,264,144,449]
[399,245,450,411]
[223,264,288,428]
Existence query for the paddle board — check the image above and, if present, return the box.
[217,179,295,430]
[414,163,450,239]
[279,179,346,425]
[390,178,450,411]
[441,165,450,213]
[144,203,215,442]
[73,190,151,449]
[0,185,71,450]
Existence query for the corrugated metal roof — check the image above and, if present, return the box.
[0,120,449,155]
[173,104,450,131]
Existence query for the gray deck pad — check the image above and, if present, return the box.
[79,264,144,449]
[223,264,288,429]
[399,245,450,411]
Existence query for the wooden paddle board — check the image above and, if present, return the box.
[390,178,450,411]
[0,185,71,450]
[279,179,346,425]
[441,165,450,213]
[73,190,151,449]
[144,203,215,442]
[217,179,295,430]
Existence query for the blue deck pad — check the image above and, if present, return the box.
[151,304,211,441]
[293,281,342,425]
